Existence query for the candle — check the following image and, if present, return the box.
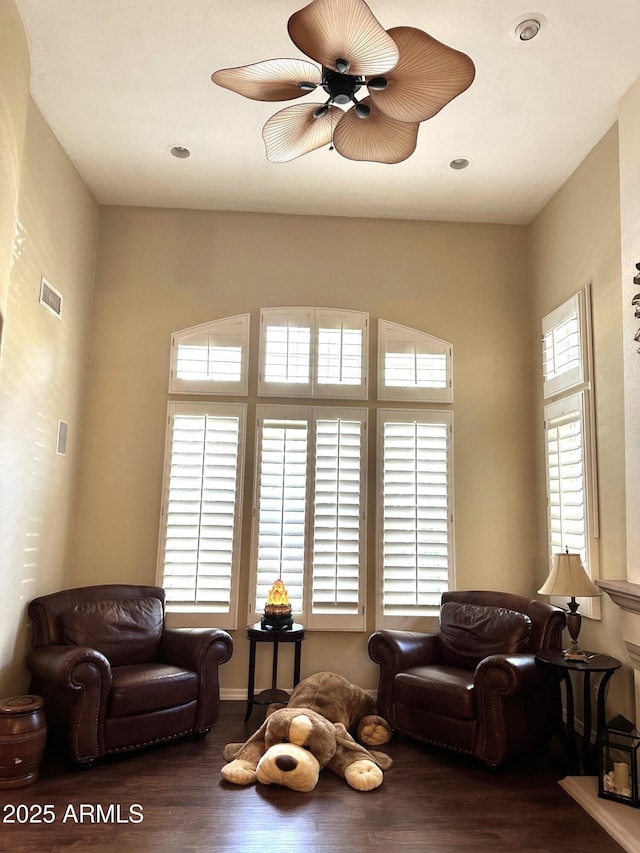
[613,761,630,791]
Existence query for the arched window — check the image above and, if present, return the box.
[378,320,452,402]
[157,308,454,631]
[169,314,249,395]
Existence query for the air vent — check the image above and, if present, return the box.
[39,276,62,318]
[56,420,68,456]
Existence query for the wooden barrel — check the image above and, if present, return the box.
[0,695,47,789]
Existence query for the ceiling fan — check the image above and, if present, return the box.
[211,0,476,165]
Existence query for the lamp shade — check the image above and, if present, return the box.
[538,551,601,598]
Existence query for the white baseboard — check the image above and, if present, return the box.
[220,688,377,702]
[560,776,640,853]
[221,689,255,701]
[220,688,294,701]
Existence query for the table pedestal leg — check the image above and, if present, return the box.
[244,640,257,723]
[561,670,579,766]
[271,642,279,691]
[582,672,595,761]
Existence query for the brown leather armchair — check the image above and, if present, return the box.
[26,584,233,766]
[368,590,566,768]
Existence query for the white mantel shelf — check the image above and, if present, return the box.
[597,579,640,615]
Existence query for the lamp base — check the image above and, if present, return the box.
[564,598,588,661]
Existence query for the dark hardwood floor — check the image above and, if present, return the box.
[0,701,623,853]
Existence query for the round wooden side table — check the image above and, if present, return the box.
[535,649,621,773]
[245,623,305,722]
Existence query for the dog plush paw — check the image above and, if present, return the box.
[357,715,392,747]
[344,759,384,791]
[221,759,258,786]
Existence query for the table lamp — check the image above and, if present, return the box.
[538,549,601,660]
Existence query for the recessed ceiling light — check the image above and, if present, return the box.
[170,145,191,159]
[510,14,546,42]
[516,19,540,40]
[449,158,470,170]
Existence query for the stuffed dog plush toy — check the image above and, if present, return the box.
[221,671,393,792]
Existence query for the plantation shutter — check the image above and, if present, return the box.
[259,308,368,399]
[544,391,600,619]
[311,412,366,629]
[377,410,453,629]
[378,320,452,402]
[250,406,366,628]
[315,309,367,399]
[259,308,313,396]
[157,402,245,628]
[169,314,249,395]
[542,293,584,398]
[544,394,588,563]
[254,414,309,614]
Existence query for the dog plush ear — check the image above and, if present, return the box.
[332,723,393,770]
[221,719,271,786]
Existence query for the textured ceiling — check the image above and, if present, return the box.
[14,0,640,224]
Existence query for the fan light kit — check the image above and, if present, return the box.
[211,0,475,164]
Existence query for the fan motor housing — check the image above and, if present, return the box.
[321,67,364,105]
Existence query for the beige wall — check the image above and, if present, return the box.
[0,21,99,693]
[619,78,640,582]
[0,0,29,318]
[69,207,532,690]
[528,124,632,720]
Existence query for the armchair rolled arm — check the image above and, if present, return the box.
[475,653,541,696]
[368,630,441,672]
[27,645,112,690]
[474,653,552,767]
[26,645,112,765]
[368,630,441,726]
[159,628,233,734]
[159,628,233,671]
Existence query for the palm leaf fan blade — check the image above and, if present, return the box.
[332,98,418,163]
[212,59,321,101]
[288,0,399,76]
[263,103,343,162]
[368,27,476,123]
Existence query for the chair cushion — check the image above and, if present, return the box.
[108,663,199,717]
[438,602,531,670]
[395,666,476,720]
[62,596,163,667]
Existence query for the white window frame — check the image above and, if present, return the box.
[248,404,367,631]
[169,314,250,396]
[542,292,587,399]
[378,320,453,403]
[541,284,600,621]
[375,408,455,631]
[156,401,246,629]
[258,307,368,399]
